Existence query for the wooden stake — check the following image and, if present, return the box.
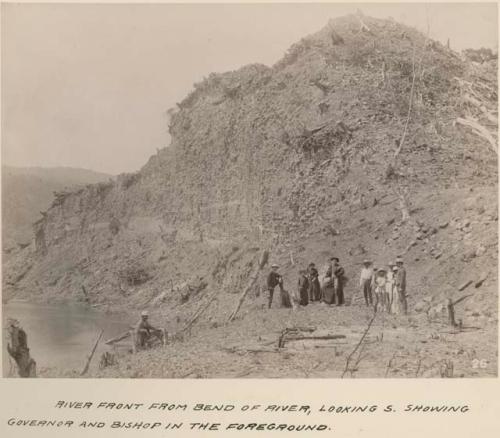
[447,298,456,327]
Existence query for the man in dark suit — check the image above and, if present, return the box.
[326,257,346,306]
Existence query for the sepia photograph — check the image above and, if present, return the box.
[1,2,498,379]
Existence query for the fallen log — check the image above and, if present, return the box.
[81,329,104,376]
[227,250,269,323]
[452,294,473,307]
[475,272,489,288]
[105,330,132,345]
[278,327,346,348]
[455,117,497,154]
[223,346,279,354]
[458,280,473,291]
[283,334,346,342]
[463,94,498,125]
[181,289,218,333]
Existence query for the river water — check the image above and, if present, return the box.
[2,301,132,377]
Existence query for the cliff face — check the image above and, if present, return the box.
[1,166,111,248]
[3,15,497,325]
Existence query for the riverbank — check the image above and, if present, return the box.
[2,301,132,377]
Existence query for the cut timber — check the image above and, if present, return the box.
[455,117,498,155]
[278,327,346,348]
[452,294,473,307]
[458,280,473,291]
[463,94,498,125]
[223,345,279,354]
[284,334,346,342]
[181,289,218,333]
[227,250,269,323]
[105,330,131,345]
[149,280,174,307]
[80,329,104,376]
[475,271,489,288]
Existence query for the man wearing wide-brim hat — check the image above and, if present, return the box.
[135,310,164,349]
[267,263,290,309]
[359,259,373,307]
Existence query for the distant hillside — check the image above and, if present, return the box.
[2,166,111,247]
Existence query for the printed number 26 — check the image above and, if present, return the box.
[472,359,488,369]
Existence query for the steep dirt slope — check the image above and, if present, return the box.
[3,15,497,377]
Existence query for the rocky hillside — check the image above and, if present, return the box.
[2,166,111,248]
[3,15,497,377]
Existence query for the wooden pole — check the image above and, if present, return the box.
[131,330,137,354]
[227,250,269,323]
[80,329,104,376]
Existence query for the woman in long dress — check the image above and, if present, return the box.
[390,266,400,314]
[385,262,395,313]
[321,258,337,305]
[374,269,387,313]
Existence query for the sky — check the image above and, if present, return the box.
[1,2,498,175]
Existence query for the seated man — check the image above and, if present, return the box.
[135,311,164,349]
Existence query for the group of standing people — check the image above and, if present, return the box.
[265,256,407,315]
[359,257,407,314]
[266,257,347,309]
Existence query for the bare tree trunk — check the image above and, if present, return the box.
[393,45,417,164]
[6,324,37,378]
[227,250,269,323]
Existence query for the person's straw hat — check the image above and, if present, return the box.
[141,310,149,317]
